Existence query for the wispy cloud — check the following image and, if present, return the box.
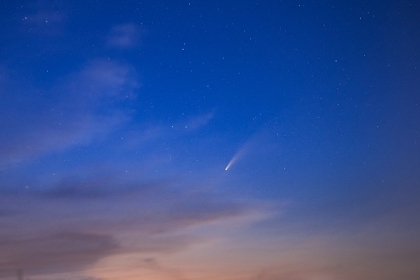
[0,231,119,277]
[19,2,68,37]
[107,23,143,49]
[0,59,139,167]
[69,59,140,100]
[181,112,214,131]
[37,176,159,200]
[0,209,14,217]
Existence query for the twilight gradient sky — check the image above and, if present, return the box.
[1,0,420,279]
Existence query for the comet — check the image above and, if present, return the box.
[224,143,249,171]
[224,153,239,170]
[224,129,269,171]
[224,160,233,171]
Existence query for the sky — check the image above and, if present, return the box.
[0,0,419,279]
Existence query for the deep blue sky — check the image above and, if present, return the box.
[1,1,420,279]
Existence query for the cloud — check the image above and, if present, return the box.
[161,191,249,231]
[0,171,265,277]
[107,24,143,49]
[0,209,14,218]
[120,112,215,152]
[70,59,140,100]
[7,174,255,235]
[182,112,214,131]
[20,4,68,37]
[0,59,139,167]
[0,231,119,277]
[37,176,159,200]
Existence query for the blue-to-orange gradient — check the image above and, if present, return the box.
[1,1,419,279]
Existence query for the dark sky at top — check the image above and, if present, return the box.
[0,1,419,279]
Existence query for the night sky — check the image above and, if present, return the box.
[1,0,420,279]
